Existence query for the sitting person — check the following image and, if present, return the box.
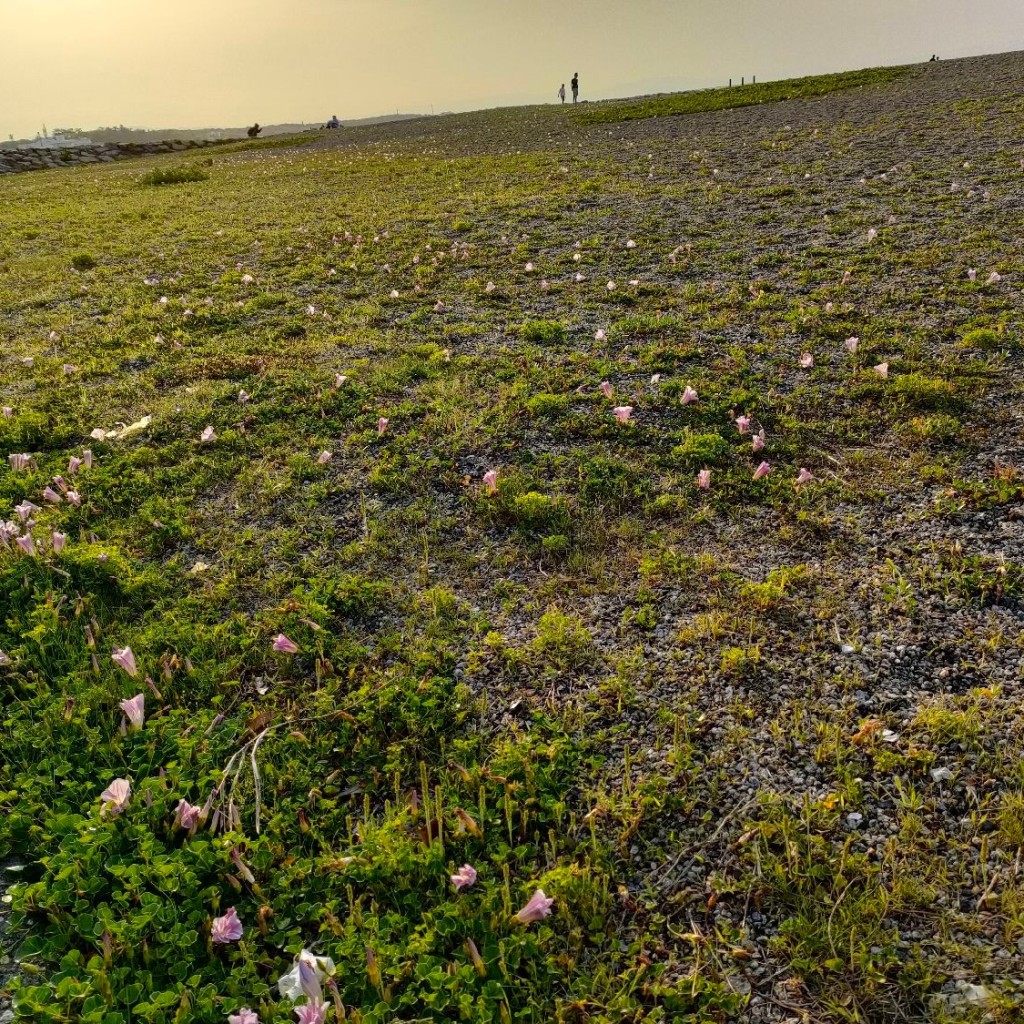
[246,123,262,138]
[326,115,341,129]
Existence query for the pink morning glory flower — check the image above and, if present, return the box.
[753,461,772,480]
[51,532,67,553]
[796,467,814,485]
[514,889,554,924]
[175,799,202,832]
[66,490,81,507]
[697,469,711,490]
[681,387,698,404]
[119,694,145,731]
[229,1009,260,1024]
[735,415,751,434]
[16,534,36,556]
[483,469,499,493]
[211,907,243,944]
[752,431,765,452]
[294,1004,327,1024]
[967,269,977,281]
[100,778,131,818]
[613,406,633,424]
[451,864,478,891]
[874,362,889,379]
[112,647,139,677]
[377,417,389,435]
[601,381,613,398]
[273,634,299,655]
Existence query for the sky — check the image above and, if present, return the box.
[2,0,1022,139]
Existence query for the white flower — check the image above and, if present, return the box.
[278,949,336,1002]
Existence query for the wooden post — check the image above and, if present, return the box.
[741,76,745,86]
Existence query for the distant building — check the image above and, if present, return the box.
[22,133,94,150]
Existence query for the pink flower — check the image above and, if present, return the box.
[752,431,766,452]
[317,451,332,465]
[606,280,616,291]
[15,501,38,522]
[241,274,254,285]
[753,461,771,480]
[844,336,859,354]
[626,239,637,249]
[967,269,977,281]
[377,417,389,435]
[574,272,585,282]
[51,531,67,553]
[68,456,82,474]
[201,426,216,442]
[2,407,12,419]
[434,300,445,312]
[82,449,93,469]
[451,864,477,891]
[211,907,243,944]
[841,270,852,285]
[273,633,299,655]
[229,1009,260,1024]
[613,406,633,424]
[42,487,62,504]
[824,302,834,313]
[485,281,496,293]
[66,490,81,507]
[866,228,878,242]
[334,374,348,388]
[987,271,1002,284]
[595,329,607,342]
[697,469,711,490]
[9,453,32,472]
[119,693,145,731]
[540,279,550,290]
[874,362,889,379]
[524,262,534,272]
[483,469,499,494]
[16,534,36,556]
[100,778,131,818]
[800,353,814,368]
[796,467,814,486]
[514,889,554,924]
[681,386,698,404]
[735,415,751,434]
[389,289,400,298]
[112,647,139,677]
[294,1004,327,1024]
[600,381,613,398]
[175,799,202,831]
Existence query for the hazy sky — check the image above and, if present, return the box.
[2,0,1022,138]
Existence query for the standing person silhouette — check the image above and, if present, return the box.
[571,73,579,104]
[558,83,566,104]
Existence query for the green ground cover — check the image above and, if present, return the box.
[1,56,1023,1024]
